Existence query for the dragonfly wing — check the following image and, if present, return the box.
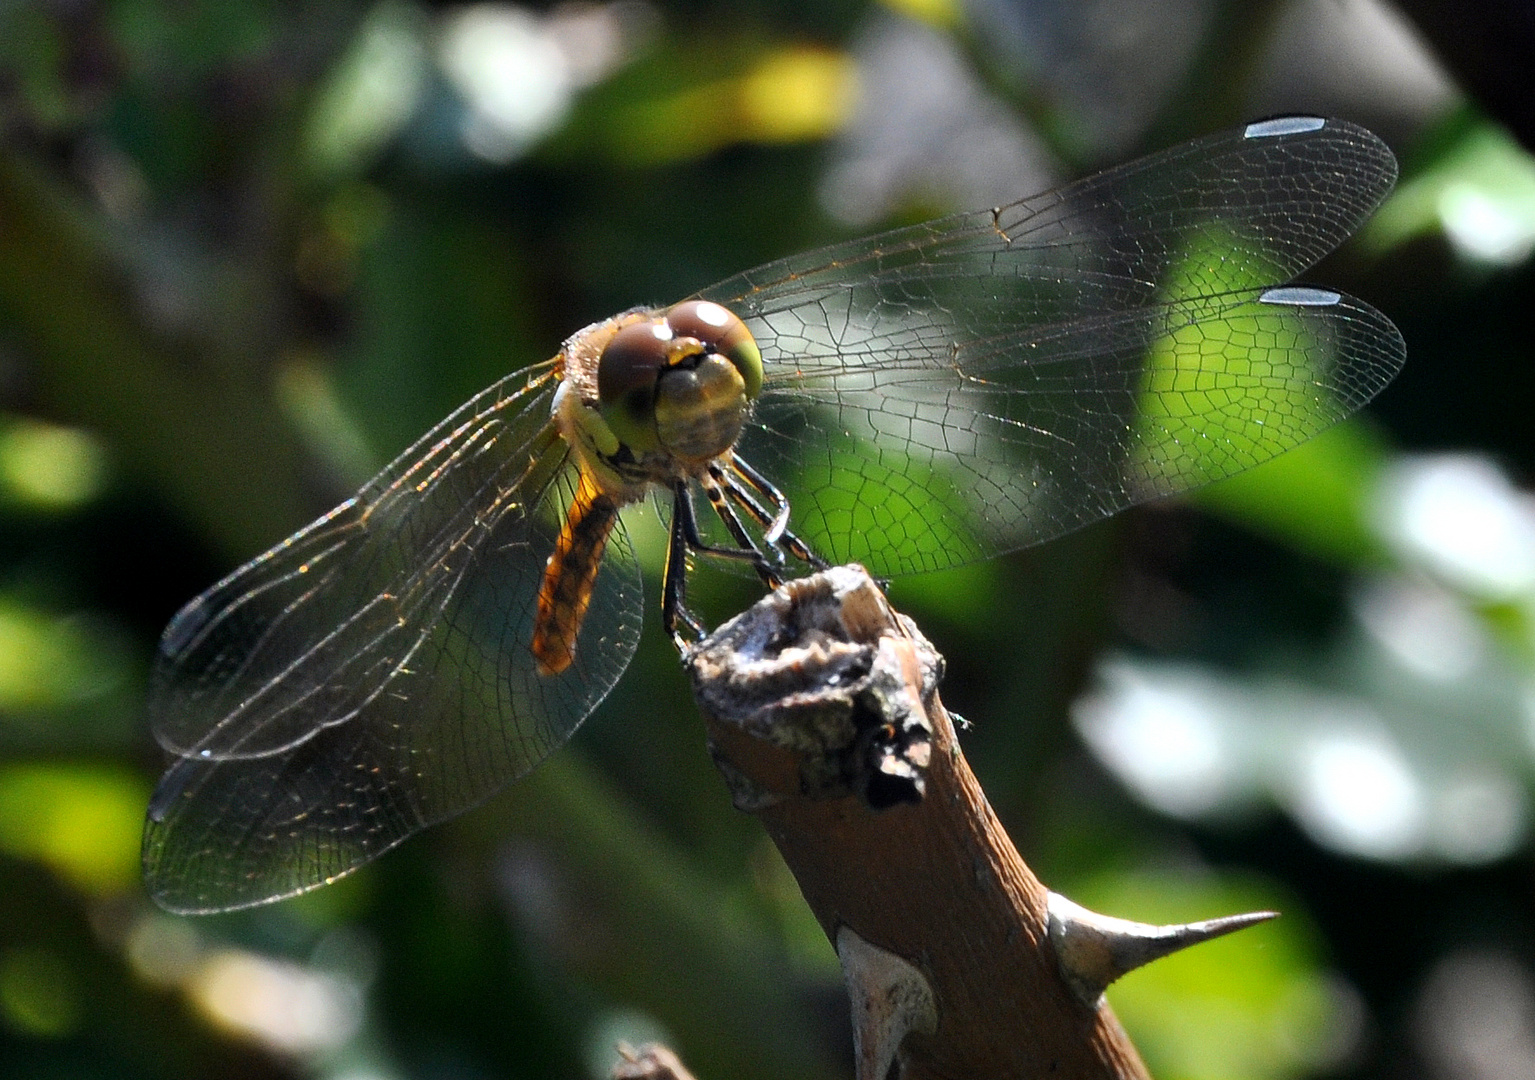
[143,372,645,913]
[698,118,1401,574]
[705,118,1395,325]
[153,370,558,761]
[732,288,1402,575]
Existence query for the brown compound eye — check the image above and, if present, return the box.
[596,318,674,453]
[665,300,763,400]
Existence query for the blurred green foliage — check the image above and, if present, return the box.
[2,1,1535,1079]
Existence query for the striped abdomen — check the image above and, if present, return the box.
[532,470,619,675]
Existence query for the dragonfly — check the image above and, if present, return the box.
[143,116,1404,913]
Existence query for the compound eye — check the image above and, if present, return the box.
[598,320,672,404]
[596,319,673,452]
[665,301,762,400]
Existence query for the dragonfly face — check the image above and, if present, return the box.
[142,116,1406,913]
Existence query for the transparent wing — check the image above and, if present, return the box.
[699,117,1403,574]
[739,288,1400,573]
[142,369,644,913]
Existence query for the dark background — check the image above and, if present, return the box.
[3,1,1534,1078]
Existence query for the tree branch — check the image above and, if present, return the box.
[687,565,1152,1079]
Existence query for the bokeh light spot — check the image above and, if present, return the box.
[1074,663,1228,817]
[191,949,364,1055]
[0,417,108,510]
[0,763,148,895]
[1291,729,1422,859]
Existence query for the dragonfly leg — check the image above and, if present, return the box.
[664,480,779,649]
[698,473,784,589]
[661,463,833,655]
[724,455,791,544]
[707,469,785,572]
[674,479,780,585]
[724,457,829,571]
[662,491,708,650]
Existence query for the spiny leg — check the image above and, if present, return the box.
[673,479,779,582]
[721,458,828,571]
[719,474,822,571]
[662,488,706,650]
[727,456,791,545]
[661,459,828,653]
[709,469,787,567]
[698,472,783,588]
[663,480,780,651]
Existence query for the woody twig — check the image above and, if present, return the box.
[687,565,1273,1080]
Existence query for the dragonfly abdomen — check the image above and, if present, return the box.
[533,470,621,675]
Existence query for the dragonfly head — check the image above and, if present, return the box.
[596,301,763,465]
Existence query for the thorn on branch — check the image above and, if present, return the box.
[1047,891,1280,1006]
[837,925,938,1080]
